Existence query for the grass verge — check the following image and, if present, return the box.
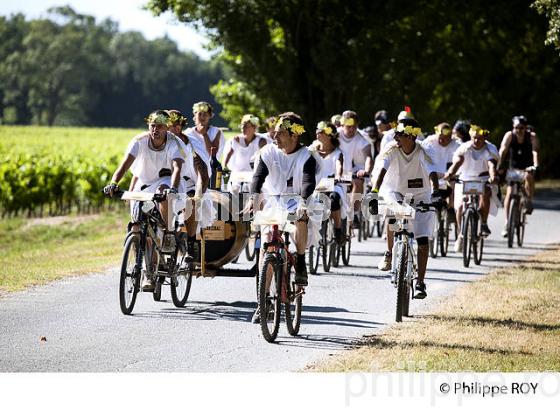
[309,246,560,372]
[0,209,128,293]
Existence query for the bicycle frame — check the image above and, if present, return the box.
[390,216,418,292]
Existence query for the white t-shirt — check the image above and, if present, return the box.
[453,141,499,180]
[421,134,461,175]
[379,142,436,198]
[337,128,371,172]
[126,132,183,187]
[225,135,267,172]
[185,125,225,161]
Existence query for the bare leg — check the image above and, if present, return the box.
[417,243,429,282]
[332,209,342,229]
[481,188,491,223]
[352,179,364,213]
[295,220,308,255]
[525,172,535,199]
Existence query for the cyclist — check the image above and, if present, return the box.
[309,121,347,244]
[421,122,461,207]
[103,110,185,290]
[245,112,318,321]
[223,114,268,194]
[370,117,440,299]
[331,114,342,128]
[444,124,499,252]
[452,120,471,143]
[337,110,373,227]
[257,116,277,144]
[379,108,414,152]
[498,115,539,236]
[186,101,226,161]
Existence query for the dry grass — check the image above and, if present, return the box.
[309,247,560,372]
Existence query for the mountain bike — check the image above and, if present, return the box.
[111,190,192,314]
[459,180,487,267]
[429,180,456,258]
[385,199,438,322]
[505,168,530,248]
[253,207,305,342]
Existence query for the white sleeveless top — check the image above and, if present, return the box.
[226,135,267,172]
[185,125,225,161]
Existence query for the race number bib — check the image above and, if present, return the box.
[407,178,423,189]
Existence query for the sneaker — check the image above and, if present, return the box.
[414,281,427,299]
[501,226,508,237]
[141,275,155,291]
[295,254,308,286]
[481,223,491,237]
[454,236,463,253]
[378,251,392,271]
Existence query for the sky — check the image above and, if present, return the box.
[0,0,212,59]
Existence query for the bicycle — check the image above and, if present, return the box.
[429,180,457,258]
[384,199,438,322]
[253,207,305,342]
[505,168,530,248]
[110,190,193,314]
[458,180,487,267]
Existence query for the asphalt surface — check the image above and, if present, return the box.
[1,191,559,372]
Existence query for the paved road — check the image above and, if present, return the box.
[1,192,559,372]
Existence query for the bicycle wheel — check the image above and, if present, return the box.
[375,220,382,237]
[517,206,526,247]
[440,209,449,257]
[357,212,364,242]
[285,261,302,336]
[170,247,193,307]
[332,242,340,267]
[395,242,408,322]
[259,254,281,342]
[153,276,165,302]
[462,211,473,268]
[473,215,483,265]
[341,238,351,266]
[507,198,518,248]
[119,234,141,315]
[429,210,439,258]
[308,245,320,275]
[245,235,256,261]
[321,220,332,273]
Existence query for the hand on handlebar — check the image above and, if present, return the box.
[103,183,119,198]
[355,170,370,178]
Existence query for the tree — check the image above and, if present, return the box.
[533,0,560,50]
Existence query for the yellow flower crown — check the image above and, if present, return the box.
[192,102,211,114]
[341,117,356,127]
[469,124,489,137]
[266,117,278,129]
[316,121,333,135]
[168,111,187,125]
[396,123,422,137]
[145,113,170,126]
[240,114,260,127]
[331,114,342,123]
[434,125,451,136]
[276,118,306,136]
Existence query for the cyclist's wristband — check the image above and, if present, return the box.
[372,187,379,193]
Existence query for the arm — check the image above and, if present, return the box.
[531,132,539,168]
[498,132,512,170]
[170,159,184,191]
[110,153,135,185]
[193,153,209,197]
[301,156,317,200]
[488,159,498,183]
[335,153,343,179]
[445,155,464,179]
[363,146,373,174]
[250,157,269,194]
[223,143,234,169]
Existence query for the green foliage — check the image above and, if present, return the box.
[533,0,560,50]
[148,0,560,177]
[0,7,224,127]
[0,126,136,216]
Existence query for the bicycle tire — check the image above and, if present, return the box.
[473,215,483,265]
[152,276,165,302]
[507,198,518,248]
[332,242,340,267]
[462,210,473,267]
[259,254,281,342]
[439,209,449,257]
[308,245,320,275]
[395,242,408,322]
[517,207,526,247]
[119,234,141,315]
[375,220,382,237]
[284,261,302,336]
[170,246,193,307]
[341,239,351,266]
[429,210,439,258]
[321,220,332,272]
[245,235,256,261]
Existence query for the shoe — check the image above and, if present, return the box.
[141,275,155,291]
[525,200,533,215]
[378,251,392,271]
[454,236,463,253]
[414,281,427,299]
[501,227,508,237]
[481,223,491,237]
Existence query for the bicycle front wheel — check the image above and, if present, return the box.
[119,234,141,315]
[517,207,526,247]
[259,254,281,342]
[170,247,193,307]
[462,211,474,268]
[473,216,484,265]
[440,209,450,257]
[308,245,320,275]
[285,262,302,336]
[395,242,408,322]
[507,198,518,248]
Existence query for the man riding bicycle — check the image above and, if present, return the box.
[337,110,373,227]
[370,117,440,299]
[444,124,499,252]
[103,110,186,290]
[498,115,539,236]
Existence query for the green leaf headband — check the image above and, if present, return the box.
[240,114,260,127]
[145,113,171,126]
[276,118,305,136]
[168,111,187,126]
[396,123,422,137]
[192,102,211,114]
